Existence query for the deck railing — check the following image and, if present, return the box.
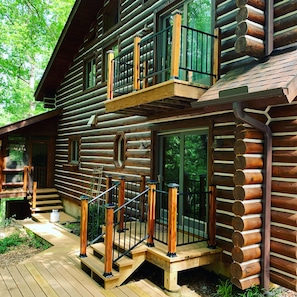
[107,11,220,100]
[80,175,217,276]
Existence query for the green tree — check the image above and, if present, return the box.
[0,0,75,126]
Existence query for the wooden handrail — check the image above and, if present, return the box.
[147,181,157,247]
[133,34,141,91]
[170,10,182,78]
[208,185,217,248]
[104,204,115,277]
[167,183,178,257]
[79,196,89,257]
[107,50,114,100]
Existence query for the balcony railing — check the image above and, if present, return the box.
[107,11,220,100]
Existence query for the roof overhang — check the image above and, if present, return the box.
[0,109,62,136]
[34,0,104,101]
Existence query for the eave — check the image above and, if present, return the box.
[104,79,209,116]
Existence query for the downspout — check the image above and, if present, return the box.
[233,101,272,290]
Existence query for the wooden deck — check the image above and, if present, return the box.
[0,217,171,297]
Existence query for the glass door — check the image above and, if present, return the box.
[157,129,208,235]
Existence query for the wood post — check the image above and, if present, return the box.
[140,175,146,221]
[208,185,216,248]
[118,177,125,232]
[104,204,115,277]
[106,50,114,100]
[212,28,221,84]
[23,166,28,191]
[79,196,89,257]
[106,175,112,204]
[32,181,37,211]
[133,35,141,91]
[167,183,178,257]
[147,181,157,247]
[170,10,182,78]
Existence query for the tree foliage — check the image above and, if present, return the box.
[0,0,75,126]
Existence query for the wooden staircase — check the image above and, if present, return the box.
[29,188,63,213]
[81,242,147,289]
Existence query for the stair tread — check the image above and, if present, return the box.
[91,243,134,268]
[31,205,63,211]
[31,200,62,205]
[35,194,60,199]
[36,188,58,194]
[81,254,119,280]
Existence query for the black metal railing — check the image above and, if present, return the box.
[112,186,149,263]
[113,47,134,96]
[87,182,120,245]
[180,25,216,85]
[154,185,210,246]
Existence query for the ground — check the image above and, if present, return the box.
[1,221,297,297]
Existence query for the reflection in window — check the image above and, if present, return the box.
[69,137,80,165]
[85,57,96,89]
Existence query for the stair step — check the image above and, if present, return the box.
[81,254,119,289]
[36,188,58,194]
[35,194,60,200]
[31,200,62,206]
[91,242,134,270]
[31,205,64,212]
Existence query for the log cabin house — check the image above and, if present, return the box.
[1,0,297,294]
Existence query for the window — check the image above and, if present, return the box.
[84,56,96,90]
[103,0,120,33]
[68,137,80,165]
[113,132,126,168]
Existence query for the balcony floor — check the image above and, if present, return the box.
[104,79,209,116]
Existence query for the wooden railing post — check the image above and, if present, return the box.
[140,175,146,221]
[133,34,141,91]
[107,50,114,100]
[118,177,125,232]
[104,204,115,277]
[212,28,221,85]
[23,166,28,191]
[167,183,179,257]
[170,10,182,79]
[32,181,37,213]
[208,185,216,248]
[106,175,112,204]
[147,181,157,247]
[80,195,89,257]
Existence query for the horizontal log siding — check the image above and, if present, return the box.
[53,1,162,200]
[269,102,297,291]
[231,123,265,290]
[216,0,256,75]
[212,119,236,263]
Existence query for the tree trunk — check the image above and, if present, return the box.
[232,245,261,262]
[232,230,261,247]
[233,185,263,200]
[232,215,262,231]
[232,200,262,216]
[235,35,265,57]
[230,261,261,279]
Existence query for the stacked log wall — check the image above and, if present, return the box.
[215,0,256,75]
[231,123,264,290]
[268,103,297,292]
[54,1,162,200]
[212,119,236,263]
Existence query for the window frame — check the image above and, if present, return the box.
[103,0,120,34]
[68,136,81,166]
[113,131,127,168]
[84,54,97,90]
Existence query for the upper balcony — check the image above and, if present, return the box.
[104,11,220,117]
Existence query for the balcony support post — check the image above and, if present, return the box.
[107,50,114,100]
[167,183,179,257]
[212,28,221,84]
[171,10,182,79]
[208,185,217,248]
[147,181,157,247]
[32,181,37,213]
[133,35,141,91]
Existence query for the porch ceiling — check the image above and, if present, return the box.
[104,79,208,116]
